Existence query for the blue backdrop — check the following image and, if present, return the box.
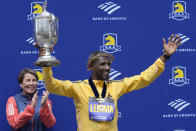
[0,0,196,131]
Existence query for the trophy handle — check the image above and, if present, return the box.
[51,41,57,49]
[34,42,56,53]
[34,42,41,50]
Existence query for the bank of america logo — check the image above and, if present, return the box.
[109,69,122,80]
[169,33,190,45]
[168,99,190,112]
[176,33,190,45]
[26,37,35,45]
[98,2,121,15]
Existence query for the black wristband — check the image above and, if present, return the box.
[163,52,170,59]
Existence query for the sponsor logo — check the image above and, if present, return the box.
[20,37,38,55]
[20,36,55,55]
[109,68,122,80]
[27,2,44,20]
[109,69,122,117]
[100,33,121,54]
[98,2,121,15]
[162,99,195,118]
[169,66,189,86]
[34,69,45,89]
[169,1,190,21]
[168,99,190,112]
[174,129,186,131]
[168,33,195,53]
[26,37,36,45]
[92,1,127,21]
[172,33,190,45]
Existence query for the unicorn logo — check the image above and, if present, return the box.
[27,2,44,20]
[33,3,43,14]
[100,33,121,54]
[34,69,45,89]
[169,66,189,86]
[169,1,190,21]
[105,35,115,45]
[36,70,43,81]
[174,68,184,78]
[174,2,184,12]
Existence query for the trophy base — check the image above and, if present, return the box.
[34,56,60,67]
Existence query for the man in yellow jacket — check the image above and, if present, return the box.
[40,34,181,131]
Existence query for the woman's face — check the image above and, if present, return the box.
[20,73,37,95]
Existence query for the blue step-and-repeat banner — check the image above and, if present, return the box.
[0,0,196,130]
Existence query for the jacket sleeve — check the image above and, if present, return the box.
[40,99,56,128]
[42,67,79,98]
[6,96,35,129]
[117,58,165,99]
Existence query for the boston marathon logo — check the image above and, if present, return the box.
[33,69,45,89]
[27,2,44,20]
[100,33,121,54]
[169,1,190,21]
[169,66,189,86]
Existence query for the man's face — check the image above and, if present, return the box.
[20,73,38,95]
[91,56,111,80]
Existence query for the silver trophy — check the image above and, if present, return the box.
[33,1,60,67]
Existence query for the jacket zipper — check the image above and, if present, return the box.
[29,96,34,131]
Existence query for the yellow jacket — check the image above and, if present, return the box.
[43,58,165,131]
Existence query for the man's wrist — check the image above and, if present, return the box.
[163,52,170,60]
[160,52,170,63]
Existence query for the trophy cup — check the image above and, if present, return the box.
[33,1,60,67]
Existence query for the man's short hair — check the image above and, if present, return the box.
[87,51,114,70]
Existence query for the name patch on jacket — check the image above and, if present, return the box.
[89,97,115,121]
